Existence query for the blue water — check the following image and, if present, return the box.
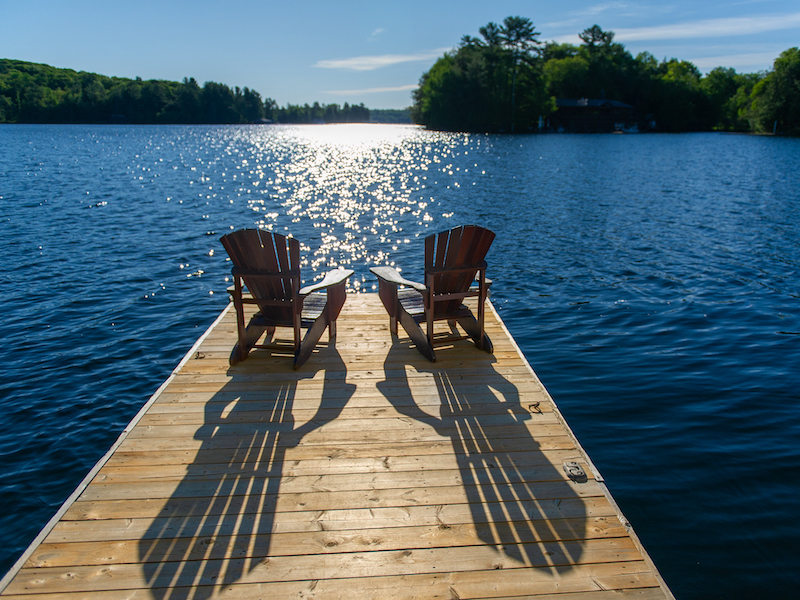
[1,124,799,598]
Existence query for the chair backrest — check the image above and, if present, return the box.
[220,229,301,323]
[424,225,495,315]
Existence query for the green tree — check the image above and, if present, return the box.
[140,80,170,122]
[163,77,202,123]
[731,72,764,131]
[579,24,615,48]
[576,25,638,101]
[412,53,480,130]
[500,16,542,131]
[750,47,800,134]
[478,22,503,49]
[412,16,551,132]
[235,86,264,123]
[0,59,278,124]
[541,42,579,61]
[701,67,749,130]
[475,22,506,127]
[544,26,642,107]
[650,59,711,131]
[544,55,589,98]
[201,81,237,123]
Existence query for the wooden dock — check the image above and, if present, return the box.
[1,294,673,599]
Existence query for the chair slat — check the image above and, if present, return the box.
[262,230,286,302]
[221,229,351,367]
[451,225,478,296]
[372,224,495,362]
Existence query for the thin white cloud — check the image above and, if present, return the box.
[368,28,385,42]
[314,49,449,71]
[325,84,419,95]
[583,2,637,17]
[551,33,585,45]
[542,18,584,29]
[542,2,670,33]
[614,12,800,41]
[558,1,667,23]
[690,52,779,70]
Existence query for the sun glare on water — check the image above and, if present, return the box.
[218,124,462,291]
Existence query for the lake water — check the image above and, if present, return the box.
[1,124,798,599]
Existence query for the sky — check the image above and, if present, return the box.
[1,0,798,109]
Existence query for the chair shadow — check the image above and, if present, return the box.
[377,338,587,573]
[138,346,355,600]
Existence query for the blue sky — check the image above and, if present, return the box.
[2,0,798,109]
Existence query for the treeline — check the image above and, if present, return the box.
[272,101,370,124]
[0,59,369,124]
[370,109,413,124]
[412,18,800,134]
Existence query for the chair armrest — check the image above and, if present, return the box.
[370,266,427,292]
[299,268,354,296]
[470,277,492,289]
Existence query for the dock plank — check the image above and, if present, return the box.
[1,295,673,599]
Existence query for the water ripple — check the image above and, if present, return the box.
[1,125,799,598]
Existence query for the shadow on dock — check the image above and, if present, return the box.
[138,347,354,600]
[378,339,586,573]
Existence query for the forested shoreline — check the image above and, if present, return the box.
[0,59,370,125]
[3,16,799,135]
[412,18,800,135]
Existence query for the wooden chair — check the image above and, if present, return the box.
[220,229,353,368]
[370,225,495,362]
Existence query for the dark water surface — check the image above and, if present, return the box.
[1,124,798,598]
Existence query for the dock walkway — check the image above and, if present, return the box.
[1,294,673,599]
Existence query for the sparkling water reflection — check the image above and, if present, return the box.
[127,124,474,290]
[1,125,799,599]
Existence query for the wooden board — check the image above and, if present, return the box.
[1,295,673,599]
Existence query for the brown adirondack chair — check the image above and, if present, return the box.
[370,225,495,362]
[220,229,353,368]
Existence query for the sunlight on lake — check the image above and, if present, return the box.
[220,124,462,291]
[3,125,800,598]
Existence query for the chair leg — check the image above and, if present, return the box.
[426,288,434,353]
[326,282,348,335]
[477,301,487,350]
[477,271,489,352]
[399,310,436,362]
[231,278,251,365]
[294,314,329,369]
[328,317,336,342]
[234,316,248,364]
[293,308,302,356]
[230,319,270,365]
[457,315,493,354]
[377,279,399,335]
[294,283,348,369]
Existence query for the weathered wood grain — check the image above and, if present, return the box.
[1,295,672,599]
